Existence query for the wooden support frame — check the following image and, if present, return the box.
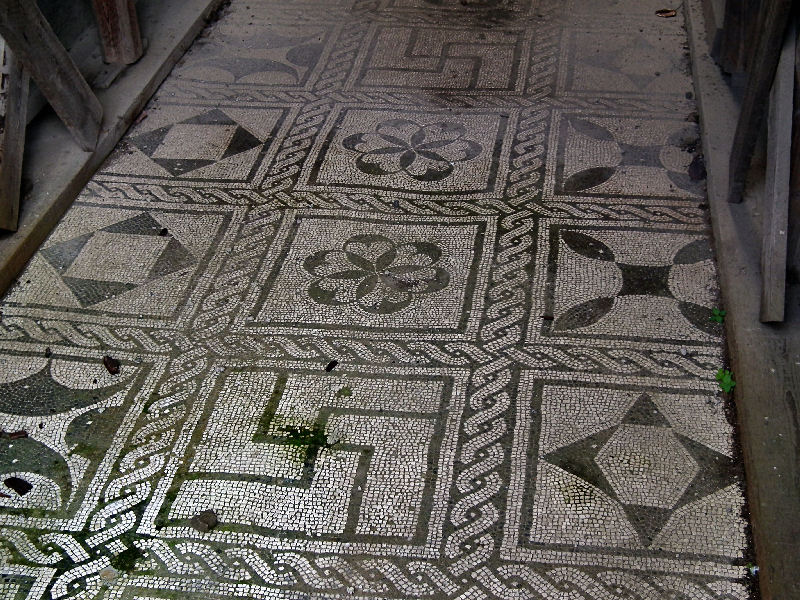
[92,0,143,65]
[0,45,29,231]
[0,0,102,152]
[760,19,796,322]
[727,0,793,204]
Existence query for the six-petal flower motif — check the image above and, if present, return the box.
[342,119,483,182]
[303,234,450,314]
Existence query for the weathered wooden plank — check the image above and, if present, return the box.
[728,0,793,203]
[0,0,102,152]
[92,0,143,65]
[717,0,762,73]
[788,28,800,280]
[0,46,28,231]
[760,20,795,322]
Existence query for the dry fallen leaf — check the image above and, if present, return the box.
[656,8,677,17]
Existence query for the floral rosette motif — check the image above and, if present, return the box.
[302,234,450,314]
[341,119,483,182]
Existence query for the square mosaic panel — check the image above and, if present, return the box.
[171,19,338,90]
[2,203,240,327]
[503,372,747,568]
[299,106,514,196]
[346,24,530,92]
[98,104,293,187]
[144,364,467,558]
[544,111,704,200]
[238,211,496,339]
[557,29,691,97]
[527,220,723,347]
[0,352,162,526]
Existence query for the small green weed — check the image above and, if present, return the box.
[716,369,736,393]
[709,308,726,323]
[282,424,330,450]
[335,386,352,398]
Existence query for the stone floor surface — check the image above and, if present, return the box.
[0,0,753,598]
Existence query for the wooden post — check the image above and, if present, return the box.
[727,0,793,203]
[0,0,102,152]
[92,0,143,65]
[0,45,28,231]
[760,20,795,322]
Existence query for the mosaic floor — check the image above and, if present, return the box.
[0,0,752,598]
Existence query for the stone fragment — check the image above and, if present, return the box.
[103,355,121,375]
[189,509,218,532]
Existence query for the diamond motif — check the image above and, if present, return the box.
[595,424,699,509]
[128,109,262,176]
[40,212,195,307]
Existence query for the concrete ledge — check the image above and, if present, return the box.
[0,0,225,294]
[685,0,800,598]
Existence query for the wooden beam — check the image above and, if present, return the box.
[788,24,800,280]
[728,0,793,203]
[92,0,143,65]
[0,45,28,231]
[760,20,795,322]
[0,0,102,152]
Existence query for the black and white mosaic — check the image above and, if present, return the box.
[0,0,750,599]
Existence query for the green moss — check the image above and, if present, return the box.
[281,424,329,450]
[110,545,144,572]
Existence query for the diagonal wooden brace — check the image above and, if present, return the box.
[0,0,102,152]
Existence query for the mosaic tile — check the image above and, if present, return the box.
[557,29,692,97]
[545,111,704,200]
[347,25,531,92]
[527,220,722,347]
[0,0,751,598]
[238,211,495,339]
[299,107,514,196]
[2,203,240,327]
[504,373,746,564]
[99,104,293,186]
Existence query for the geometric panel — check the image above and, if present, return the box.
[545,112,704,200]
[243,211,495,340]
[527,221,723,347]
[100,105,289,184]
[504,375,746,562]
[300,106,513,196]
[4,204,233,323]
[0,352,155,522]
[347,25,529,92]
[173,21,335,89]
[146,365,467,558]
[558,30,691,97]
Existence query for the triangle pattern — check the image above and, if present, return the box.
[101,147,175,178]
[91,268,192,315]
[61,277,138,307]
[622,504,673,546]
[222,107,282,140]
[40,233,93,272]
[181,146,261,180]
[621,394,671,427]
[150,213,222,259]
[671,433,736,510]
[5,255,81,308]
[102,212,164,236]
[149,238,195,279]
[544,427,617,499]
